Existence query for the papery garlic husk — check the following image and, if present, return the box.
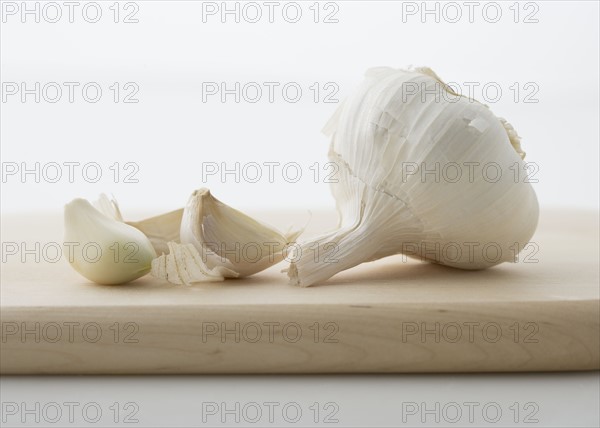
[151,242,237,285]
[64,198,157,285]
[93,193,183,256]
[289,67,539,287]
[180,188,301,277]
[94,193,124,222]
[127,209,184,255]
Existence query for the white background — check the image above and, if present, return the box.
[1,1,599,427]
[1,0,599,215]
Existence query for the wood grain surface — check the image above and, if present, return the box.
[1,210,598,374]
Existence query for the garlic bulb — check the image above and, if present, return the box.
[180,188,301,277]
[64,198,157,284]
[289,67,539,287]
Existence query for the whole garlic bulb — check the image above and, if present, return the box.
[289,67,539,287]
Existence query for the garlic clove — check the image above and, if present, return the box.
[150,242,237,285]
[180,188,301,277]
[289,67,539,287]
[64,198,157,285]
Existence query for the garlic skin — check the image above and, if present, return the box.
[151,242,237,285]
[127,209,184,256]
[289,67,539,287]
[64,199,157,285]
[180,188,301,277]
[93,193,124,222]
[93,193,183,256]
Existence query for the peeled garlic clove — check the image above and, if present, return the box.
[127,209,184,256]
[289,67,539,287]
[180,188,301,277]
[150,242,237,285]
[64,198,157,285]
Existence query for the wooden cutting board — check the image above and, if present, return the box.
[1,210,598,374]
